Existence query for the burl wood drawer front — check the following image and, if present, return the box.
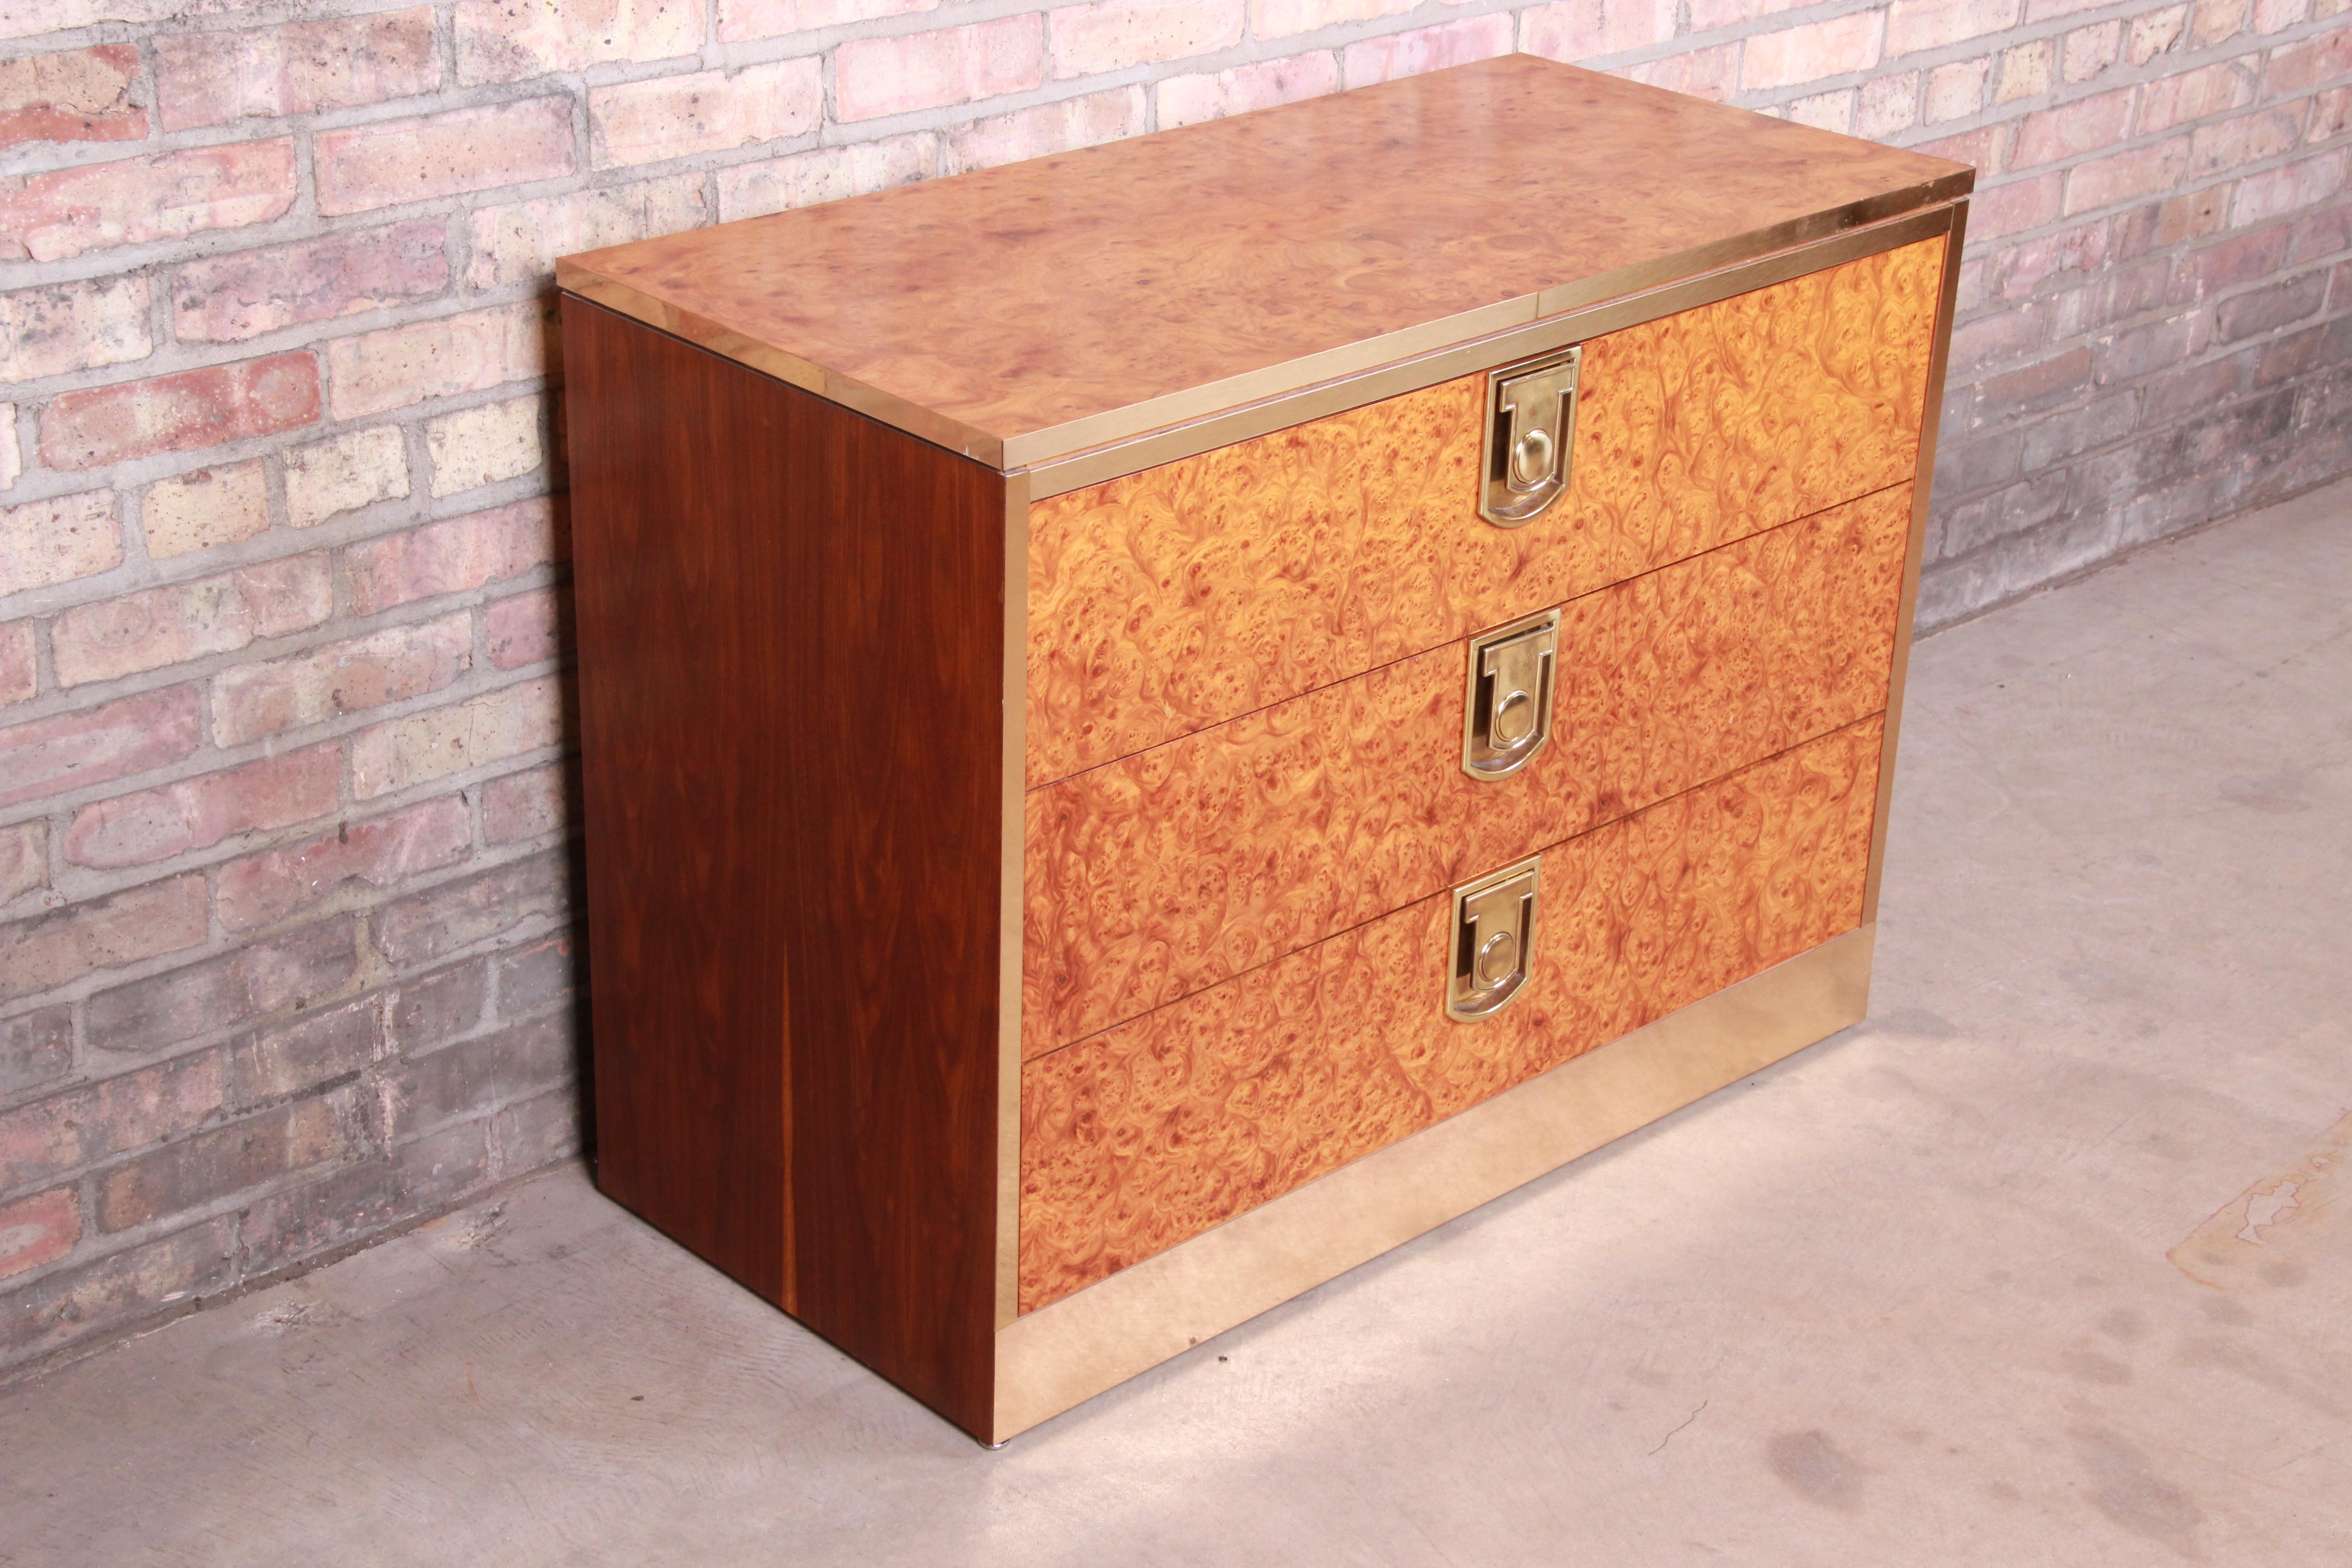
[1024,237,1942,789]
[1022,484,1910,1059]
[1017,715,1883,1312]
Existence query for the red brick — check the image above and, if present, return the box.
[720,0,935,37]
[0,622,32,707]
[588,58,823,168]
[458,0,701,84]
[2264,27,2352,95]
[370,848,566,966]
[1,1214,237,1363]
[1924,58,1988,121]
[2191,0,2250,46]
[2014,86,2136,169]
[350,675,563,799]
[64,746,339,872]
[1738,12,1883,91]
[0,1187,80,1280]
[481,761,567,844]
[51,553,331,687]
[0,873,207,1004]
[0,489,121,598]
[715,138,932,221]
[1157,53,1338,129]
[2067,137,2190,214]
[0,44,145,149]
[1621,43,1740,101]
[2063,18,2122,80]
[85,919,358,1058]
[0,140,296,264]
[0,687,198,811]
[98,1087,368,1232]
[1683,0,1806,29]
[344,499,564,616]
[1992,220,2112,297]
[466,176,708,289]
[492,931,577,1019]
[1248,0,1410,38]
[1049,0,1243,78]
[836,17,1045,122]
[217,794,473,933]
[324,302,547,421]
[389,1012,568,1137]
[1886,0,2020,56]
[211,612,472,748]
[2232,147,2348,225]
[0,1007,71,1098]
[2190,106,2308,177]
[2138,55,2256,133]
[2129,5,2189,63]
[1916,125,2003,174]
[0,819,41,903]
[168,219,449,345]
[141,461,271,560]
[391,958,489,1050]
[233,995,380,1106]
[1973,172,2063,239]
[0,1051,226,1193]
[38,353,320,472]
[154,9,439,131]
[0,401,15,490]
[485,586,562,671]
[315,98,575,217]
[1344,15,1515,87]
[1522,0,1676,61]
[945,85,1145,173]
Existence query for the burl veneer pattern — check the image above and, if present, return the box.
[1022,484,1911,1058]
[1025,238,1944,786]
[1017,717,1884,1312]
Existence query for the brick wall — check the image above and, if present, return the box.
[1,0,2345,1373]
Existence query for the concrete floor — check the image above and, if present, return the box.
[5,480,2350,1567]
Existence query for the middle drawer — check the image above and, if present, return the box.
[1022,482,1911,1059]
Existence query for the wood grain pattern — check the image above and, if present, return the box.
[1025,237,1945,786]
[566,298,1006,1438]
[564,57,1965,456]
[1023,484,1911,1058]
[1017,716,1885,1312]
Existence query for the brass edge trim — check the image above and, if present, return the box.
[1021,202,1960,500]
[1863,198,1968,924]
[990,923,1877,1442]
[996,469,1031,1333]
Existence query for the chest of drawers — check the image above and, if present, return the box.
[558,54,1970,1444]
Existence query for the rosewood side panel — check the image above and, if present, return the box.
[565,299,1007,1434]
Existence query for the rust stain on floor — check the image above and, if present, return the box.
[2170,1109,2350,1292]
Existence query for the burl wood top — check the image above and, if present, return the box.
[558,55,1970,469]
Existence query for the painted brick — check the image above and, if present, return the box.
[315,98,575,217]
[1739,13,1883,92]
[1250,0,1410,38]
[0,874,207,1004]
[39,353,321,472]
[85,918,358,1059]
[1997,39,2053,102]
[390,959,488,1051]
[1926,58,1989,120]
[481,761,567,844]
[1622,43,1740,100]
[1157,53,1338,129]
[0,274,151,382]
[0,1188,80,1280]
[0,686,197,811]
[456,0,699,85]
[141,462,270,560]
[370,847,568,970]
[2140,56,2258,133]
[325,302,546,421]
[2264,29,2352,95]
[284,426,410,530]
[836,17,1045,122]
[232,995,378,1107]
[52,553,330,687]
[0,140,296,264]
[350,674,564,799]
[484,587,562,671]
[465,176,709,289]
[344,500,562,616]
[169,220,450,345]
[715,135,935,221]
[2068,137,2191,213]
[1887,0,2021,55]
[2130,5,2190,62]
[1522,0,1675,61]
[0,43,143,148]
[98,1086,367,1232]
[0,622,31,707]
[720,0,936,38]
[211,612,472,749]
[2063,20,2122,82]
[0,489,120,598]
[2191,107,2311,177]
[1051,0,1243,78]
[0,1007,71,1100]
[945,85,1146,172]
[0,1051,225,1193]
[492,932,577,1022]
[0,819,41,903]
[153,10,438,131]
[1344,15,1514,86]
[217,794,473,933]
[2231,147,2347,225]
[0,1214,237,1363]
[588,58,824,168]
[426,395,544,497]
[64,745,338,872]
[389,1012,569,1137]
[2014,87,2137,168]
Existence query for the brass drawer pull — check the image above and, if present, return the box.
[1446,854,1540,1021]
[1462,608,1558,781]
[1479,348,1580,526]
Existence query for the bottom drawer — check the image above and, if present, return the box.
[1017,713,1885,1313]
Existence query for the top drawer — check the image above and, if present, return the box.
[1025,235,1944,789]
